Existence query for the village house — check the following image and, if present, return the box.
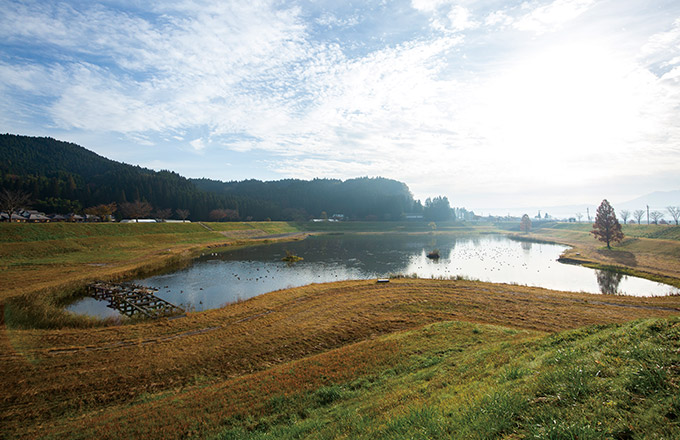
[0,210,99,222]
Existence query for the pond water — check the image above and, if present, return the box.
[67,234,679,318]
[66,296,125,319]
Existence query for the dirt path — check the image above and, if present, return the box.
[197,221,214,231]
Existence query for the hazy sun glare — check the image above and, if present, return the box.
[450,38,669,194]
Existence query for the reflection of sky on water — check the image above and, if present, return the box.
[147,259,373,312]
[68,234,680,317]
[66,297,123,319]
[400,237,677,296]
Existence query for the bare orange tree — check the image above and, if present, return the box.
[120,200,153,222]
[84,202,117,221]
[591,199,624,249]
[176,209,190,222]
[153,208,172,221]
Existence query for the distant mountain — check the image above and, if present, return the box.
[617,190,680,212]
[0,134,416,221]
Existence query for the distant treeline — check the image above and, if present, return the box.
[0,134,457,221]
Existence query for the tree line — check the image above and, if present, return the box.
[617,207,680,225]
[0,134,456,222]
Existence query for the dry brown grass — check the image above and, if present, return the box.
[2,278,679,438]
[0,222,306,328]
[3,222,680,438]
[0,222,302,304]
[525,226,680,281]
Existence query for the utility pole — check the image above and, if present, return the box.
[647,205,649,225]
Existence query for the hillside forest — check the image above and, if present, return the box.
[0,134,459,222]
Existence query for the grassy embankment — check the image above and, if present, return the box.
[516,222,680,287]
[2,277,680,439]
[0,221,301,328]
[1,221,680,438]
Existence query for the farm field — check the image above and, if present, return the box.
[1,221,680,438]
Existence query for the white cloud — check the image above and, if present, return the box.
[260,21,680,201]
[0,1,163,67]
[0,0,315,133]
[514,0,596,34]
[410,0,450,13]
[315,12,360,28]
[641,17,680,75]
[189,138,206,151]
[447,6,479,31]
[126,133,155,146]
[411,0,478,33]
[485,10,514,27]
[0,62,66,96]
[456,37,680,190]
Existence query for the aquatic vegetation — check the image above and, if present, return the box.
[281,250,303,262]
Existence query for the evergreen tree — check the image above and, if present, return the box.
[423,196,452,221]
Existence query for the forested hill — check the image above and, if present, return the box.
[0,134,207,217]
[2,133,134,177]
[0,134,417,221]
[192,177,414,221]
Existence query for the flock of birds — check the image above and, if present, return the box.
[411,245,554,280]
[154,242,557,306]
[75,239,679,318]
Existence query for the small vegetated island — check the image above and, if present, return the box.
[281,250,303,262]
[426,249,440,259]
[1,136,680,439]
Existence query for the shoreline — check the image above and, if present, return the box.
[3,223,680,329]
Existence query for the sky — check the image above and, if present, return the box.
[1,0,679,215]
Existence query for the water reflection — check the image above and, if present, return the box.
[66,297,123,319]
[596,270,624,295]
[141,234,678,308]
[67,234,680,318]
